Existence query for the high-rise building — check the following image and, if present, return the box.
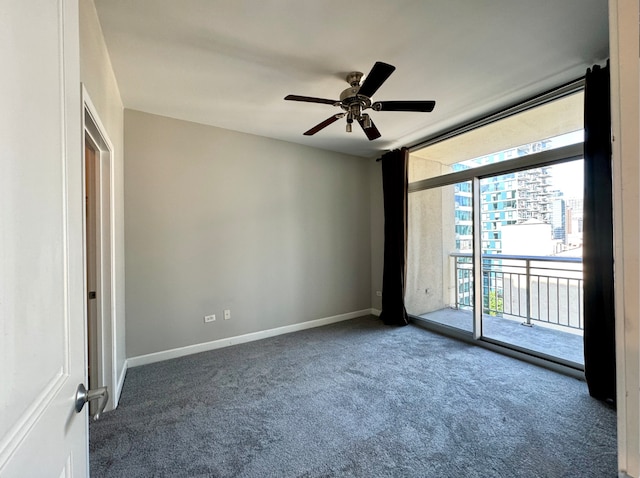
[454,182,473,251]
[453,140,567,255]
[478,166,554,254]
[552,196,567,242]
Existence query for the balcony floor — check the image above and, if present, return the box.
[418,308,584,366]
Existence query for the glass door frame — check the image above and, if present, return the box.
[408,143,584,369]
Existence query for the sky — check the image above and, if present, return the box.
[551,160,584,199]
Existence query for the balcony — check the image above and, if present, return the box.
[417,253,584,366]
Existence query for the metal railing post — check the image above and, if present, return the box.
[454,256,459,309]
[522,258,533,327]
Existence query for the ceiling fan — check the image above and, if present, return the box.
[284,61,436,141]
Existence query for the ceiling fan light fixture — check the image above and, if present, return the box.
[362,113,372,129]
[346,113,354,132]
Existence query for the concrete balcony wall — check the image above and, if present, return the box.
[406,157,457,315]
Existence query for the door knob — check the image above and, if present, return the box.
[75,383,109,421]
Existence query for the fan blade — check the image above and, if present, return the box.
[285,95,338,105]
[357,62,396,98]
[358,117,381,141]
[303,114,344,136]
[373,100,436,112]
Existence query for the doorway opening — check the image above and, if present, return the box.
[85,137,98,394]
[82,88,116,411]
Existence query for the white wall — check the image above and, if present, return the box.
[79,0,126,407]
[609,0,640,476]
[124,110,373,358]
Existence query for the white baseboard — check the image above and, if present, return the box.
[113,360,128,408]
[127,309,376,368]
[371,308,381,317]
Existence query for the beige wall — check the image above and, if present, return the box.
[369,162,383,311]
[406,158,456,315]
[406,187,457,315]
[79,0,126,406]
[124,110,373,357]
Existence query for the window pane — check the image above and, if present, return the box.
[407,181,473,332]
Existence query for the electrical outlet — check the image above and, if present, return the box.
[376,291,382,297]
[224,309,231,320]
[204,314,216,323]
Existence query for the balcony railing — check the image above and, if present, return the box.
[451,253,583,330]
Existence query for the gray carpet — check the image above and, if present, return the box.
[90,316,616,477]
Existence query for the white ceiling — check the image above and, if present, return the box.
[94,0,609,159]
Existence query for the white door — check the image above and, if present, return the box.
[0,1,89,477]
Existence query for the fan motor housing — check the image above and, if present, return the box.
[339,87,359,102]
[339,87,372,110]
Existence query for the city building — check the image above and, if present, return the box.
[454,141,563,255]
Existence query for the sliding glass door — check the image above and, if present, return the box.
[406,152,585,367]
[406,88,586,368]
[479,161,584,365]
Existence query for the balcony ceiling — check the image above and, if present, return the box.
[93,0,609,159]
[412,92,585,167]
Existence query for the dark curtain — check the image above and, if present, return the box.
[583,62,616,403]
[379,148,410,326]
